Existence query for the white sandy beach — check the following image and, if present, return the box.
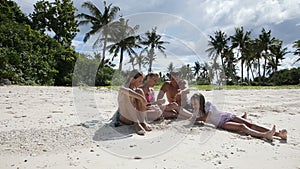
[0,86,299,169]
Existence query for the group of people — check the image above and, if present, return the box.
[115,69,287,141]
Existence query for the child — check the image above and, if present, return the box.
[189,92,287,141]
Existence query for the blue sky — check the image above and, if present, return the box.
[14,0,300,73]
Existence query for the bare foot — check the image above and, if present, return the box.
[141,122,152,131]
[134,123,145,136]
[241,112,247,119]
[278,129,287,140]
[264,125,276,141]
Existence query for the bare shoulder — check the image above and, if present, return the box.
[160,81,171,89]
[135,88,145,95]
[162,81,171,86]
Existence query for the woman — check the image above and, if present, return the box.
[189,92,287,141]
[117,70,151,135]
[140,73,165,121]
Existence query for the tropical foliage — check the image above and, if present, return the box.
[206,27,294,85]
[77,1,120,65]
[293,40,300,64]
[140,27,169,72]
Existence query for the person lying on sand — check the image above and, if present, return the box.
[182,92,287,141]
[117,70,152,136]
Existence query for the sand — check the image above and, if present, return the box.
[0,86,299,169]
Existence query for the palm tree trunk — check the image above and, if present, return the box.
[148,60,153,73]
[262,58,267,82]
[257,57,261,83]
[148,48,154,73]
[230,64,235,83]
[220,54,225,76]
[101,35,107,64]
[250,66,255,82]
[241,60,244,83]
[119,48,124,71]
[247,67,250,83]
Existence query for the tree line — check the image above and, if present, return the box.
[0,0,299,86]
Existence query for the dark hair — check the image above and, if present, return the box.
[145,72,159,81]
[125,69,143,85]
[191,92,207,116]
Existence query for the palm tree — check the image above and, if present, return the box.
[140,27,169,72]
[128,55,136,70]
[200,62,209,81]
[230,27,251,83]
[258,28,276,80]
[293,40,300,64]
[179,64,193,82]
[244,40,258,81]
[135,50,148,71]
[193,61,201,80]
[107,18,140,71]
[223,47,238,83]
[77,1,120,64]
[268,40,287,74]
[167,62,175,73]
[127,50,148,70]
[206,30,229,77]
[210,57,222,85]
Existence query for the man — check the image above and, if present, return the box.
[157,71,190,119]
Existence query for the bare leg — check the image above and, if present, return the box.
[135,89,151,131]
[134,122,146,135]
[230,116,286,140]
[221,122,276,140]
[146,106,163,121]
[118,90,148,135]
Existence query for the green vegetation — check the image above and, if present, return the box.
[197,85,300,90]
[0,0,78,85]
[0,0,299,87]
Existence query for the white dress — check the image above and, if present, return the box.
[193,101,235,128]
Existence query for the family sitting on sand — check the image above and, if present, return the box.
[115,69,287,141]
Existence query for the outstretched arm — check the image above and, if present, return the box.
[195,115,208,122]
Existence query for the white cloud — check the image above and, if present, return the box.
[279,54,300,70]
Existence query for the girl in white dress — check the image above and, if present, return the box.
[190,92,287,141]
